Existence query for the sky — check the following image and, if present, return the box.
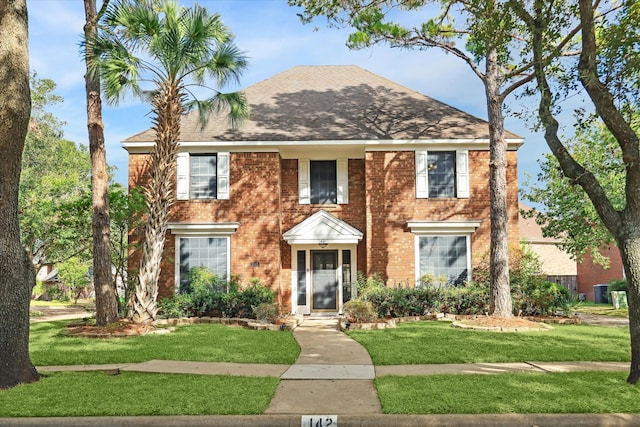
[26,0,567,192]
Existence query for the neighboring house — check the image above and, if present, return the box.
[124,65,523,315]
[519,203,577,294]
[519,203,625,300]
[577,245,624,301]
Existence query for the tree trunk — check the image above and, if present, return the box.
[84,0,118,326]
[132,83,184,324]
[617,225,640,384]
[0,0,40,389]
[484,48,513,317]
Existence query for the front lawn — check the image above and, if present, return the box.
[0,371,277,416]
[347,321,630,365]
[577,303,629,317]
[376,371,640,414]
[30,321,300,366]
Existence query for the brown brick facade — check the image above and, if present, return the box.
[128,149,520,306]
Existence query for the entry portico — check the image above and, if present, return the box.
[284,210,363,315]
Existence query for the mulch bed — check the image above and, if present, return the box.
[65,319,163,338]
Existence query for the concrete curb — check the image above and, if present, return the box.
[2,413,640,427]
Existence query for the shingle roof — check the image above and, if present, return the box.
[124,65,521,143]
[519,203,561,244]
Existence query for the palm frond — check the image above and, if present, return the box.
[205,43,249,88]
[186,91,249,130]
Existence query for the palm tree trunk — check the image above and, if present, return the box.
[132,82,184,324]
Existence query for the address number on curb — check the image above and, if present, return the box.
[301,415,338,427]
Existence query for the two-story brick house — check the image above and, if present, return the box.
[124,65,522,315]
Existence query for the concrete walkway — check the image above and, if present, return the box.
[24,311,640,425]
[264,317,382,414]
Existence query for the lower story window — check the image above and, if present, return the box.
[179,237,228,291]
[419,235,468,285]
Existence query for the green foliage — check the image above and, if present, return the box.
[56,257,91,303]
[356,250,570,317]
[512,278,571,316]
[607,279,628,300]
[343,299,378,323]
[158,270,275,319]
[441,283,490,315]
[227,280,276,318]
[158,293,194,319]
[355,271,385,297]
[20,73,92,268]
[92,0,250,125]
[355,273,487,318]
[253,302,282,324]
[520,116,634,264]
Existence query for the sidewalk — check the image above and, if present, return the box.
[25,313,640,426]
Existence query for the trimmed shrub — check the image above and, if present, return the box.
[512,276,571,315]
[157,271,275,319]
[343,299,378,323]
[442,283,489,315]
[253,302,282,324]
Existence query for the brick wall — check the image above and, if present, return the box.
[577,245,624,301]
[364,150,519,283]
[128,152,283,301]
[128,148,520,305]
[279,158,367,300]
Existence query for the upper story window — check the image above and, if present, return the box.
[176,152,230,200]
[190,154,217,199]
[298,158,348,205]
[310,160,337,204]
[415,150,469,199]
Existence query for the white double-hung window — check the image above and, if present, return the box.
[408,220,481,286]
[176,152,230,200]
[415,150,469,198]
[298,159,349,204]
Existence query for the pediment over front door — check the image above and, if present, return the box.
[283,210,363,245]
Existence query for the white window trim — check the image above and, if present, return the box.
[415,150,469,199]
[176,152,230,201]
[169,222,239,292]
[298,158,348,205]
[408,220,480,285]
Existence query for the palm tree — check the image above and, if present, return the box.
[89,0,249,323]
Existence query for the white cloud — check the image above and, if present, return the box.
[25,0,557,189]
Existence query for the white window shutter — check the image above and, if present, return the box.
[298,159,310,204]
[456,150,469,198]
[415,151,428,198]
[217,152,230,200]
[176,152,189,200]
[336,159,349,204]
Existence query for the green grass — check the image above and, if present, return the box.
[376,372,640,414]
[347,322,630,365]
[577,303,629,317]
[0,371,278,416]
[30,321,300,366]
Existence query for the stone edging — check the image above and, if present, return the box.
[340,313,580,332]
[156,314,305,331]
[450,321,554,332]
